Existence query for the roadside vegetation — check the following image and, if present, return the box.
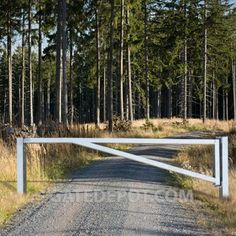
[0,118,235,227]
[171,128,236,234]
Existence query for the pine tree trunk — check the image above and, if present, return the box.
[61,0,68,125]
[183,1,188,120]
[120,0,124,120]
[69,31,74,125]
[232,59,236,120]
[103,65,106,122]
[125,79,129,120]
[212,76,216,119]
[225,76,228,121]
[127,7,133,122]
[56,0,62,123]
[222,91,225,120]
[28,0,34,126]
[216,87,219,120]
[188,72,192,118]
[96,8,101,126]
[157,89,162,118]
[168,87,172,118]
[203,0,207,123]
[226,91,228,121]
[38,6,43,125]
[21,13,25,128]
[7,2,12,125]
[108,0,115,132]
[183,39,187,120]
[127,47,133,121]
[137,78,142,119]
[144,1,150,120]
[46,76,51,119]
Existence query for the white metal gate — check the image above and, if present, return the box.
[16,137,229,198]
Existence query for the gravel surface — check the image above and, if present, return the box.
[1,140,216,236]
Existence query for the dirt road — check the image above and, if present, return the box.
[1,141,215,235]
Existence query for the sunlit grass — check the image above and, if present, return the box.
[171,136,236,233]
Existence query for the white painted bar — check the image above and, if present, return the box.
[17,138,26,194]
[72,141,216,183]
[214,139,220,186]
[24,137,216,145]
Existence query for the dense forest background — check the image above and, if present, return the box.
[0,0,236,132]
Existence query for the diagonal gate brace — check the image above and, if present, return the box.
[74,141,216,183]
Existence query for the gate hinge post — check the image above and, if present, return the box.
[219,136,229,199]
[17,138,27,194]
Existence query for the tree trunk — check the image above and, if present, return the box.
[96,8,101,126]
[38,5,43,125]
[46,76,51,119]
[188,72,192,118]
[226,91,228,121]
[226,75,228,121]
[127,7,133,122]
[144,0,150,120]
[222,91,225,120]
[168,87,172,118]
[232,58,236,120]
[203,0,207,123]
[120,0,124,120]
[127,46,133,122]
[21,12,25,128]
[137,78,142,119]
[61,0,68,125]
[7,1,12,125]
[183,0,188,120]
[103,64,106,122]
[69,30,74,125]
[56,0,62,123]
[212,76,217,119]
[28,0,34,126]
[125,78,129,120]
[183,39,187,120]
[216,87,219,120]
[108,0,115,132]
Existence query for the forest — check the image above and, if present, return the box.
[0,0,236,132]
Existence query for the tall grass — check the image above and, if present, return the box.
[0,125,103,227]
[172,134,236,233]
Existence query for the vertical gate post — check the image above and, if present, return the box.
[214,139,220,186]
[17,138,26,194]
[220,137,229,198]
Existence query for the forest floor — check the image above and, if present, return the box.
[0,118,235,233]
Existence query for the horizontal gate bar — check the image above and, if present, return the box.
[71,141,216,184]
[24,138,216,145]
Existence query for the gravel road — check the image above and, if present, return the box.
[1,139,216,236]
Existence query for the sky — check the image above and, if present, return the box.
[231,0,236,5]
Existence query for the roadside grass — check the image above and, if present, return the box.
[0,118,235,228]
[170,134,236,233]
[0,141,100,227]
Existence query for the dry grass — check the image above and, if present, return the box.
[132,118,235,133]
[172,136,236,233]
[0,140,100,227]
[0,141,46,226]
[0,118,235,228]
[191,170,236,234]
